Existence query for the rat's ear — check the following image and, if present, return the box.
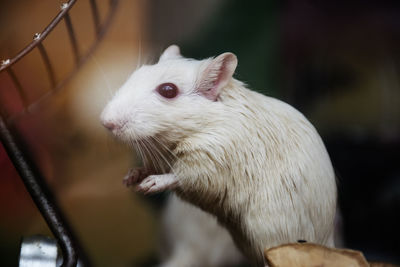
[197,52,237,101]
[159,45,181,61]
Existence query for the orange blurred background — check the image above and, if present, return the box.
[0,1,159,266]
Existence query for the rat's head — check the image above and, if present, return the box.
[100,45,237,145]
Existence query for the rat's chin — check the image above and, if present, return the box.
[111,129,150,146]
[107,127,132,143]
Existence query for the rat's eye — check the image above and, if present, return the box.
[156,83,178,99]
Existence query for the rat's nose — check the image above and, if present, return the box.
[103,121,116,130]
[102,119,126,131]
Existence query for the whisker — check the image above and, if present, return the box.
[152,135,180,162]
[133,139,146,168]
[146,138,171,173]
[140,139,158,172]
[136,140,148,168]
[144,138,166,173]
[136,34,142,70]
[126,133,182,175]
[149,136,180,172]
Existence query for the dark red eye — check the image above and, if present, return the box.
[156,83,179,99]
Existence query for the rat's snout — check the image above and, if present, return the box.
[101,118,127,132]
[100,109,126,132]
[101,105,123,131]
[102,121,117,131]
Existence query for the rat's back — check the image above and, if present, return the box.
[174,80,337,266]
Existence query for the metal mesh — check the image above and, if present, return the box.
[0,0,118,124]
[0,1,120,266]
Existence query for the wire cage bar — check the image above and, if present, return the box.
[0,0,119,266]
[63,6,81,65]
[36,39,57,88]
[0,117,79,267]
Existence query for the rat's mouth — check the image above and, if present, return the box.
[101,117,128,136]
[101,121,132,145]
[130,136,175,173]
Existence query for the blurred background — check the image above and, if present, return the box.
[0,0,399,266]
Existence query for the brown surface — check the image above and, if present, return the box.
[265,243,370,267]
[370,263,400,267]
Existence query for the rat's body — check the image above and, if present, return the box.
[159,194,245,267]
[171,80,336,265]
[101,45,337,266]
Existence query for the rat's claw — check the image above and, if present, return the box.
[135,176,156,193]
[123,167,151,187]
[135,174,178,194]
[123,169,139,186]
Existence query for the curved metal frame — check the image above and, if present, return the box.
[0,0,119,266]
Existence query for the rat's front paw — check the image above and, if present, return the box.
[123,167,151,187]
[135,174,178,194]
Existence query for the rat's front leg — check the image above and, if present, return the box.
[123,167,153,187]
[135,173,178,194]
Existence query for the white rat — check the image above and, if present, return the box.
[101,45,337,266]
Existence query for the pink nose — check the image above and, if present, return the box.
[102,121,117,131]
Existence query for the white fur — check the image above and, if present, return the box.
[159,194,245,267]
[101,46,337,266]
